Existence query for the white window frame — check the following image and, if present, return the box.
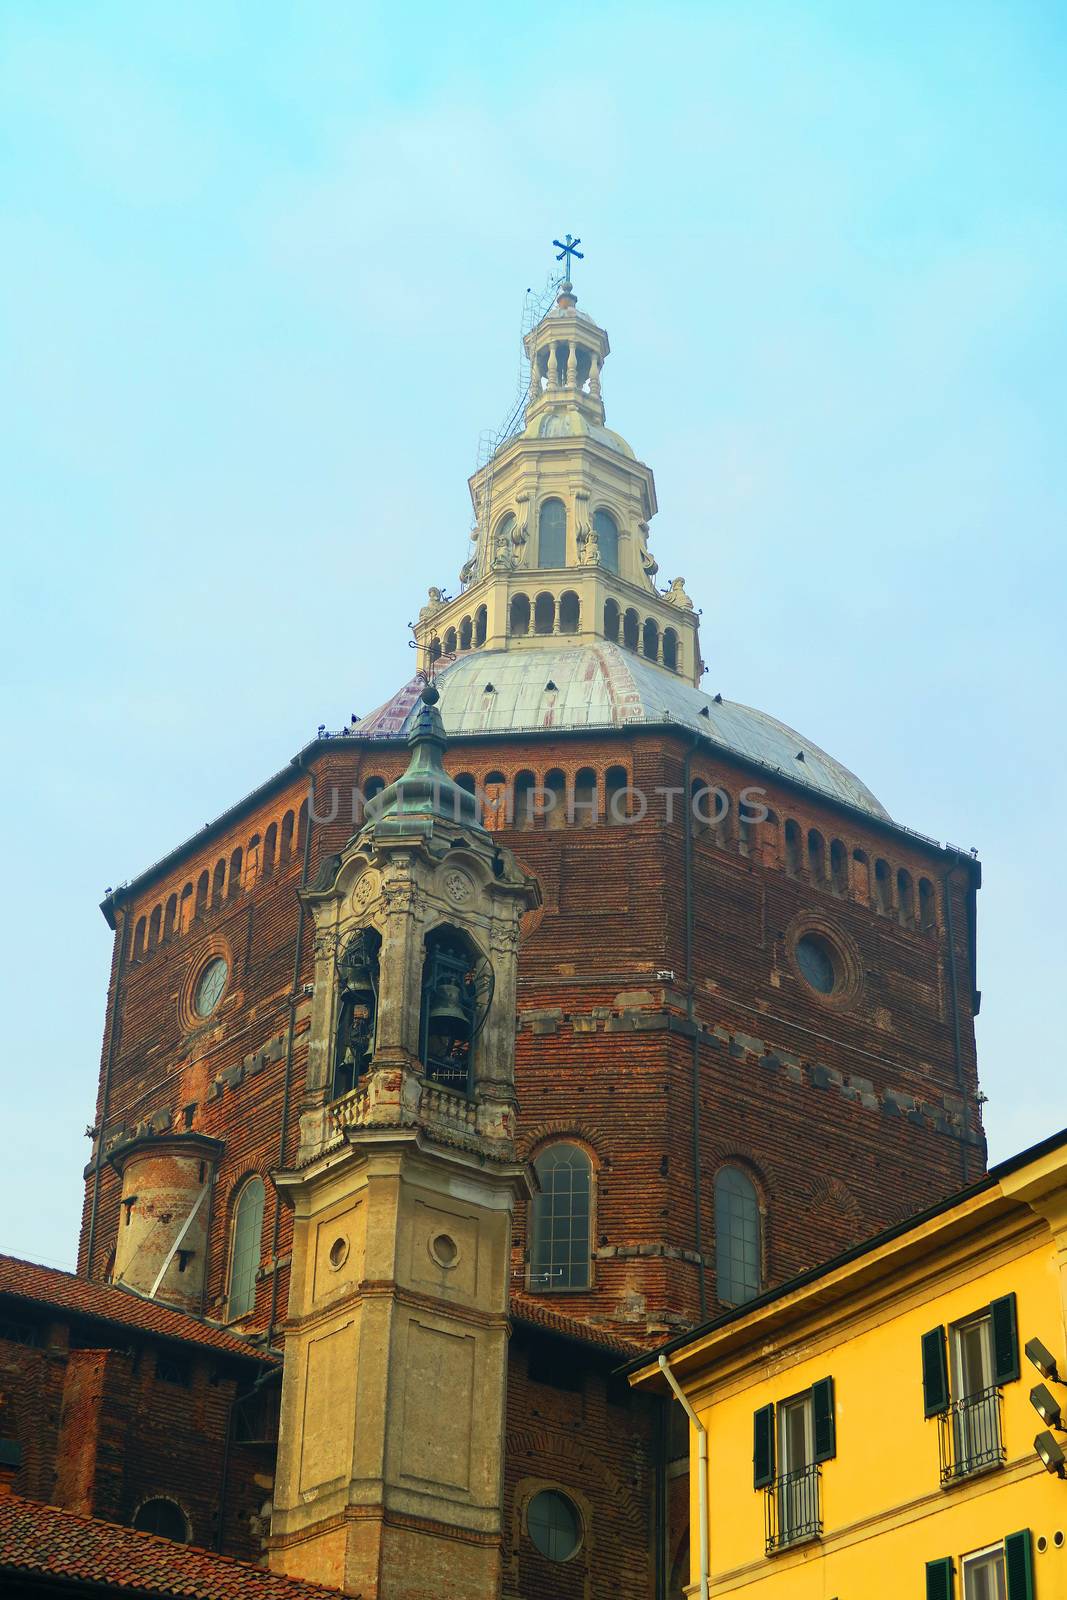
[961,1541,1007,1600]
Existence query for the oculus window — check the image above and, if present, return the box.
[527,1490,582,1561]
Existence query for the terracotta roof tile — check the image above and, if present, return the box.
[0,1494,337,1598]
[509,1291,647,1355]
[0,1255,277,1364]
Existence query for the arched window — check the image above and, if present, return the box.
[333,929,381,1099]
[604,598,620,642]
[459,615,473,651]
[132,1498,189,1544]
[474,605,487,646]
[897,868,914,927]
[419,927,478,1093]
[593,509,619,573]
[530,1143,592,1292]
[211,858,226,907]
[429,637,442,665]
[572,767,597,827]
[148,905,161,952]
[558,591,580,634]
[195,871,209,918]
[513,770,537,830]
[662,627,679,672]
[178,883,194,936]
[919,877,936,931]
[245,835,261,889]
[830,839,848,894]
[605,765,629,825]
[443,626,457,656]
[228,847,243,898]
[539,499,567,567]
[163,894,178,940]
[874,858,892,914]
[482,770,508,830]
[263,822,277,876]
[642,618,659,661]
[279,811,294,868]
[534,592,555,635]
[623,608,640,650]
[297,799,308,854]
[784,821,801,876]
[714,1165,761,1305]
[542,768,567,830]
[133,917,146,961]
[807,829,826,883]
[228,1177,265,1319]
[510,593,531,637]
[362,777,386,822]
[852,849,870,905]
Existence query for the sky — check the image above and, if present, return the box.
[1,2,1064,1270]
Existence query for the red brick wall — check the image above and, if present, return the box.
[77,725,983,1595]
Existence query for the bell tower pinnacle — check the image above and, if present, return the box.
[268,685,540,1599]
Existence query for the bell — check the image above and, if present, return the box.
[340,954,375,1003]
[428,980,469,1041]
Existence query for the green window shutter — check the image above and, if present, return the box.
[812,1376,836,1462]
[991,1293,1020,1384]
[922,1326,950,1416]
[925,1557,955,1600]
[1004,1529,1034,1600]
[753,1403,775,1489]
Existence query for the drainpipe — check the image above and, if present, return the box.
[658,1352,709,1600]
[682,741,707,1319]
[267,765,316,1345]
[86,900,129,1277]
[942,856,970,1185]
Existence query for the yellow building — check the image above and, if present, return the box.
[629,1129,1067,1599]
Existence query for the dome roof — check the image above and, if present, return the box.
[524,406,636,459]
[356,642,889,821]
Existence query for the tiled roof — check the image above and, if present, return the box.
[0,1255,278,1364]
[510,1291,648,1355]
[0,1494,336,1598]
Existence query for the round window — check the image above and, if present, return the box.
[193,957,229,1018]
[795,933,838,995]
[527,1490,582,1562]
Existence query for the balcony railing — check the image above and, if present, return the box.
[764,1463,822,1554]
[937,1385,1005,1484]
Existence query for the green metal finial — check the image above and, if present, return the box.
[365,680,484,836]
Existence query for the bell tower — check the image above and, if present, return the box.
[268,684,540,1600]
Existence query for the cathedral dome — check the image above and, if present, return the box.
[356,642,889,820]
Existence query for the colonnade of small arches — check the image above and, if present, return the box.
[427,589,683,675]
[361,766,635,829]
[782,818,937,930]
[689,774,938,931]
[131,800,309,962]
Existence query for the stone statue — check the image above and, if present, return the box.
[576,522,599,566]
[418,587,445,623]
[640,546,659,580]
[665,576,694,610]
[458,556,477,587]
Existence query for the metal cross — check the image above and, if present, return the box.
[552,233,584,283]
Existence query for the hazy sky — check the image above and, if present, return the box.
[2,3,1064,1270]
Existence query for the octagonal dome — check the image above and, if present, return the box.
[355,642,889,821]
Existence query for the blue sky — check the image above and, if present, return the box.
[2,2,1064,1269]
